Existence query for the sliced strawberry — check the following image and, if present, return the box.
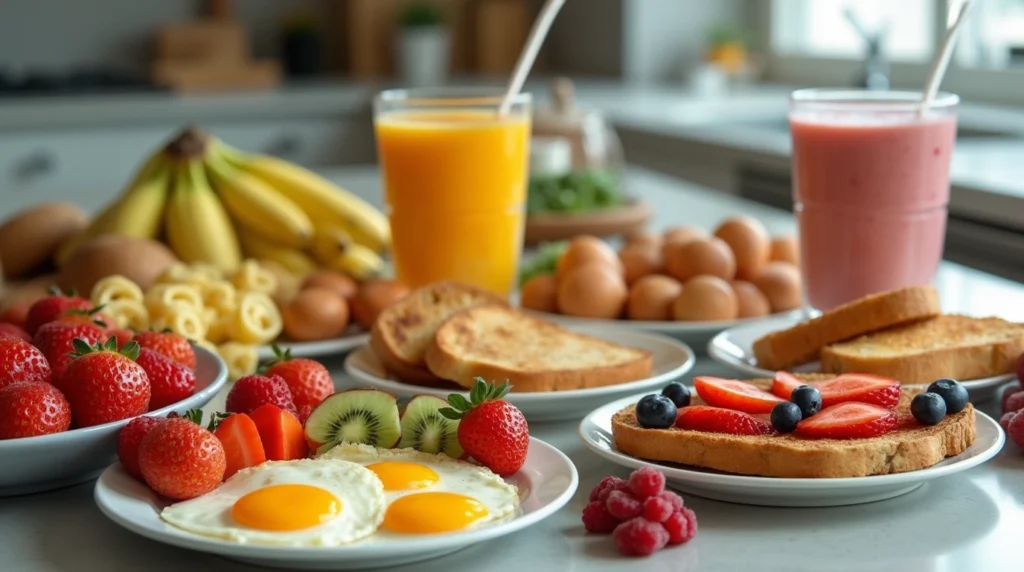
[214,413,267,479]
[795,402,898,439]
[675,405,774,436]
[694,376,784,414]
[815,374,900,409]
[249,404,308,461]
[771,371,804,399]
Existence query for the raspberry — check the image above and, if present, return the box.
[581,501,620,533]
[612,517,669,556]
[628,467,665,499]
[1002,385,1023,410]
[1005,391,1024,415]
[1001,411,1019,432]
[605,490,642,520]
[657,490,684,512]
[641,495,674,523]
[589,475,629,502]
[1008,411,1024,450]
[663,507,698,545]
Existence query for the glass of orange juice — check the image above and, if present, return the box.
[374,88,532,298]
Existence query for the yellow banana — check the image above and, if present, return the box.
[204,154,313,249]
[165,159,242,273]
[325,243,384,281]
[309,224,354,265]
[237,228,318,277]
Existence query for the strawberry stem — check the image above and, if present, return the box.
[441,378,513,420]
[67,337,141,361]
[181,409,204,425]
[206,411,230,432]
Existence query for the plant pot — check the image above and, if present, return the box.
[396,27,450,87]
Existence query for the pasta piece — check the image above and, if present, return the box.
[156,262,197,285]
[189,262,225,283]
[217,342,258,380]
[145,284,204,319]
[152,305,208,341]
[232,292,283,345]
[231,259,277,295]
[199,279,237,313]
[206,314,234,344]
[104,299,150,331]
[91,275,144,306]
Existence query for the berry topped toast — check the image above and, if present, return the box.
[611,373,976,478]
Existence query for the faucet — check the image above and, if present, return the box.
[844,5,890,91]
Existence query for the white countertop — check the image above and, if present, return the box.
[3,167,1024,572]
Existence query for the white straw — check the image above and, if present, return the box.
[919,0,973,116]
[498,0,567,116]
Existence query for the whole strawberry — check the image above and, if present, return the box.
[138,410,226,500]
[0,299,33,329]
[117,416,164,479]
[136,348,196,410]
[0,336,52,391]
[135,330,196,370]
[25,287,92,336]
[60,338,151,427]
[56,306,115,332]
[0,382,71,439]
[226,374,296,415]
[34,320,107,384]
[0,323,31,342]
[264,346,333,410]
[441,379,529,476]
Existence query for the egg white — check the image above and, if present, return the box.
[159,458,386,546]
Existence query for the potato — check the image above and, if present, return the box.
[0,203,87,280]
[57,235,178,296]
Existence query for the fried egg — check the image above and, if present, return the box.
[160,459,386,546]
[320,443,520,535]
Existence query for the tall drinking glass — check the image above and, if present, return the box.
[789,89,959,311]
[374,88,532,297]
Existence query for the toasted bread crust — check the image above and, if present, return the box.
[752,286,941,370]
[425,304,653,392]
[610,377,976,478]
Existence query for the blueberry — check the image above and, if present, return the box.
[770,402,802,434]
[661,382,691,408]
[911,392,947,425]
[926,378,968,414]
[636,394,678,429]
[790,385,822,418]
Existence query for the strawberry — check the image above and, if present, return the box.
[135,348,197,411]
[110,328,135,347]
[138,410,226,500]
[264,346,333,410]
[674,405,774,435]
[795,402,898,439]
[0,323,31,342]
[226,374,296,415]
[117,416,164,479]
[134,330,196,370]
[694,376,785,414]
[441,379,529,476]
[771,371,804,399]
[24,288,92,336]
[0,382,71,439]
[772,371,899,409]
[33,320,107,383]
[212,413,267,478]
[0,336,51,391]
[0,299,33,329]
[56,306,115,332]
[248,404,307,461]
[59,338,151,427]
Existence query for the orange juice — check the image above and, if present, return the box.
[375,109,530,296]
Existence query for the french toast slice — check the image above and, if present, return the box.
[752,286,941,370]
[369,281,506,384]
[820,314,1024,384]
[424,304,653,392]
[611,375,976,478]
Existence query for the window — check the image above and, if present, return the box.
[957,0,1024,69]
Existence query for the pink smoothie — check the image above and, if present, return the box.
[790,111,957,310]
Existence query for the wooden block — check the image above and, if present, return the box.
[153,20,249,63]
[475,0,529,74]
[150,60,282,93]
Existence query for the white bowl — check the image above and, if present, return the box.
[0,347,228,497]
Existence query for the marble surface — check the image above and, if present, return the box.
[3,167,1024,572]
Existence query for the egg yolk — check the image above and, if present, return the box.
[366,462,440,491]
[382,492,488,534]
[231,484,342,531]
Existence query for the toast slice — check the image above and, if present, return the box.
[820,314,1024,384]
[369,281,507,384]
[424,304,654,392]
[752,286,941,370]
[611,375,976,478]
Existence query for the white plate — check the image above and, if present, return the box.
[94,437,578,571]
[343,327,696,422]
[707,313,1018,393]
[0,347,228,497]
[258,329,369,360]
[578,393,1005,507]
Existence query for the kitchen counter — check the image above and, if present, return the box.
[4,166,1024,572]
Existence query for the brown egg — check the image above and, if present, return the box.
[618,243,663,285]
[302,270,358,300]
[556,235,623,279]
[664,237,736,282]
[627,275,683,321]
[662,225,707,246]
[752,262,803,312]
[520,274,559,313]
[714,216,770,280]
[282,287,350,341]
[672,275,738,321]
[770,235,800,266]
[350,280,411,329]
[732,280,771,318]
[624,231,662,251]
[557,262,627,319]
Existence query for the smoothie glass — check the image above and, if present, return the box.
[789,89,959,311]
[374,88,531,297]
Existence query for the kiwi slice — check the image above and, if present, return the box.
[398,395,464,459]
[305,389,401,455]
